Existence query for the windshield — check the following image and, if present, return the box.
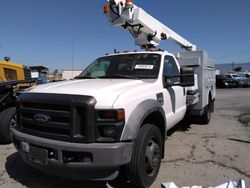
[77,53,161,79]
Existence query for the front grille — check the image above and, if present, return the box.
[17,93,96,143]
[20,103,71,136]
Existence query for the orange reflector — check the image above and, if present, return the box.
[126,0,133,4]
[117,110,125,121]
[98,109,125,121]
[103,4,108,14]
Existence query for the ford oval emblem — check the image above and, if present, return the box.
[33,113,50,123]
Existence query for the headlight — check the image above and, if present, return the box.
[96,109,125,142]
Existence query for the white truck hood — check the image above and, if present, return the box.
[28,79,149,108]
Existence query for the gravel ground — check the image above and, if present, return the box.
[1,88,250,188]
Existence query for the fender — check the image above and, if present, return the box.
[121,99,166,141]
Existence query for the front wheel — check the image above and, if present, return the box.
[0,107,16,144]
[127,124,163,188]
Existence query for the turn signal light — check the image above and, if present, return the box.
[100,110,116,119]
[98,109,125,121]
[117,110,125,121]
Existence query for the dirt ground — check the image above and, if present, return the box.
[0,88,250,188]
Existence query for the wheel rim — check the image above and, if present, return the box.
[144,137,161,177]
[8,114,16,139]
[10,115,17,129]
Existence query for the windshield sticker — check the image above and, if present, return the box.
[135,64,154,69]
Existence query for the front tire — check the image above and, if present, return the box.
[127,124,163,188]
[0,107,16,144]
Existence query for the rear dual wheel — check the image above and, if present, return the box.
[200,99,212,124]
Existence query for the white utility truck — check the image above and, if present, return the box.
[11,0,215,187]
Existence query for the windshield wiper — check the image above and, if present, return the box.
[74,76,98,79]
[103,74,138,79]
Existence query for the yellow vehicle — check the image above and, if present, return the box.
[0,57,30,82]
[0,57,32,144]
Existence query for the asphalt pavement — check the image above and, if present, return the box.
[0,88,250,188]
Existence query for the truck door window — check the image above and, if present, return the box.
[163,56,180,83]
[4,68,17,81]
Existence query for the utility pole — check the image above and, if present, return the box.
[71,40,75,79]
[232,61,234,71]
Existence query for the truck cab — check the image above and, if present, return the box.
[11,50,215,187]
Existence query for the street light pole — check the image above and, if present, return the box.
[71,40,75,79]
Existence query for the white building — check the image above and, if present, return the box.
[62,68,83,80]
[215,69,220,75]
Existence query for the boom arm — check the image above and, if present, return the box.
[104,0,197,51]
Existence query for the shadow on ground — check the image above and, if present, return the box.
[167,119,192,136]
[5,152,108,188]
[4,119,207,188]
[5,152,141,188]
[167,117,207,137]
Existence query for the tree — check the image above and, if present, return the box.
[233,66,242,72]
[53,69,59,76]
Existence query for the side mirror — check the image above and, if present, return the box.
[164,67,194,87]
[179,67,194,87]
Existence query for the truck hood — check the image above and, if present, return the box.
[28,79,149,108]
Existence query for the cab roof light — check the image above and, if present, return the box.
[103,3,109,14]
[125,0,133,8]
[126,0,133,5]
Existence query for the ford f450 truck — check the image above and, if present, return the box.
[11,1,215,187]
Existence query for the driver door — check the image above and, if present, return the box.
[162,55,186,129]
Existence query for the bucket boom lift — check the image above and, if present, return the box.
[104,0,197,51]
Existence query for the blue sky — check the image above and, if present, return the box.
[0,0,250,72]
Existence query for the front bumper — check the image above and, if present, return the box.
[11,128,133,180]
